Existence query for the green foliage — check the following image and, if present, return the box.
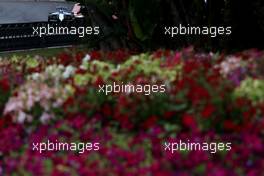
[128,0,159,41]
[0,86,10,114]
[72,0,264,51]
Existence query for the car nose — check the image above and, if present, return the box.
[59,13,64,21]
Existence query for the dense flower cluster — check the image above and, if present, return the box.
[234,78,264,104]
[0,48,264,175]
[4,81,74,124]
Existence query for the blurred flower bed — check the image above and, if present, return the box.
[0,48,264,175]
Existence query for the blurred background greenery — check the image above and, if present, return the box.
[72,0,264,52]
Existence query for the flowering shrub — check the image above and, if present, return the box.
[234,78,264,104]
[4,81,74,124]
[0,48,264,175]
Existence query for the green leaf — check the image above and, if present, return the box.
[128,0,159,41]
[44,159,53,175]
[194,164,206,174]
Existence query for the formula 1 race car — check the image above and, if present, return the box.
[48,7,74,22]
[48,4,84,22]
[0,1,86,51]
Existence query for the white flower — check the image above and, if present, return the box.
[218,56,242,77]
[17,111,27,123]
[58,64,65,70]
[26,95,34,110]
[40,112,52,124]
[79,65,86,70]
[4,98,23,114]
[63,65,76,79]
[31,73,40,80]
[83,54,91,62]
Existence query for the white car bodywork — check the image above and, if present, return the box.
[49,4,83,22]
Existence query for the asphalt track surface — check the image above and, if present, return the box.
[0,1,81,51]
[0,1,75,24]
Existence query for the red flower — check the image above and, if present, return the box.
[58,53,71,65]
[94,76,104,87]
[143,116,158,129]
[115,114,133,129]
[207,70,221,86]
[183,60,200,73]
[224,120,237,131]
[90,51,102,60]
[153,49,171,58]
[0,77,10,92]
[182,113,196,128]
[102,104,112,117]
[201,104,215,119]
[111,49,130,62]
[0,118,4,130]
[75,52,84,62]
[188,84,210,105]
[164,111,174,119]
[75,68,87,74]
[235,98,251,107]
[63,97,74,109]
